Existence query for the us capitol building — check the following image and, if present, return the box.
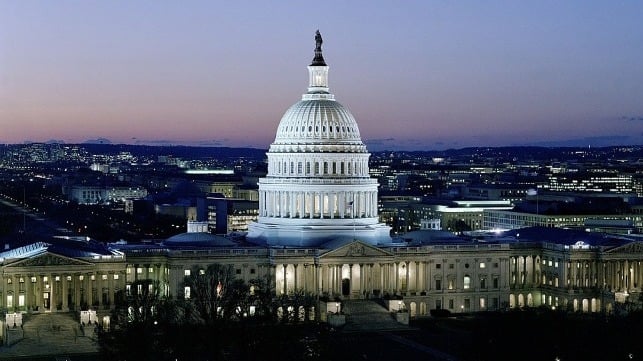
[2,32,643,323]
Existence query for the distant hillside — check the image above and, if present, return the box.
[79,144,267,160]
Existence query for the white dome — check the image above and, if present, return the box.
[247,31,391,247]
[270,99,367,153]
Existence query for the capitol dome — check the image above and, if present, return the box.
[271,100,367,153]
[247,31,391,247]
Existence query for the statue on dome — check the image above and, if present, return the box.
[311,30,326,66]
[315,30,323,52]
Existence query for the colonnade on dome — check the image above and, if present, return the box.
[259,189,379,220]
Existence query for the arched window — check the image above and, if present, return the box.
[463,275,471,290]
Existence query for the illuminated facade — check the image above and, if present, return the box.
[3,33,643,334]
[246,31,391,247]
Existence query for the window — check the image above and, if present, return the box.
[493,263,499,268]
[480,277,487,289]
[184,286,191,299]
[449,299,454,309]
[493,277,499,289]
[149,267,154,273]
[436,263,441,269]
[7,295,13,308]
[448,279,454,290]
[435,279,441,290]
[102,275,108,280]
[449,264,454,269]
[463,275,471,290]
[184,270,191,276]
[464,298,471,310]
[114,274,119,280]
[136,268,142,274]
[236,269,241,275]
[250,268,256,274]
[31,277,37,283]
[480,297,486,309]
[435,299,442,309]
[479,262,486,269]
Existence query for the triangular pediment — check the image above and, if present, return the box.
[606,241,643,254]
[320,240,394,259]
[5,252,93,268]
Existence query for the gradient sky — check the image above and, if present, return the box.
[1,1,642,151]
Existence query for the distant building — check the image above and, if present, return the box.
[68,185,147,205]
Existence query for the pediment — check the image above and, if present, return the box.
[606,242,643,254]
[5,252,93,268]
[320,240,394,259]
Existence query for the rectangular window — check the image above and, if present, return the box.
[184,286,191,299]
[492,298,499,310]
[126,284,131,295]
[448,279,454,290]
[464,298,470,310]
[31,277,37,283]
[480,297,486,309]
[7,295,13,308]
[493,277,499,289]
[449,264,454,269]
[184,270,191,276]
[436,263,441,269]
[435,279,441,290]
[18,294,25,307]
[250,268,256,274]
[448,299,454,309]
[149,267,154,273]
[493,263,499,268]
[435,299,442,309]
[102,275,108,280]
[479,262,486,269]
[136,268,142,274]
[480,278,486,289]
[114,274,119,280]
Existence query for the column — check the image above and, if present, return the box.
[415,261,420,293]
[282,264,287,295]
[293,264,299,291]
[62,275,68,311]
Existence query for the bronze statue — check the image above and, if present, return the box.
[311,30,326,66]
[315,30,323,52]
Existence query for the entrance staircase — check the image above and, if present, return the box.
[341,300,410,332]
[1,313,98,358]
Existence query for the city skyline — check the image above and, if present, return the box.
[1,1,643,151]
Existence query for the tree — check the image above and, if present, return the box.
[98,280,179,361]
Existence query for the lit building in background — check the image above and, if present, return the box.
[2,32,643,331]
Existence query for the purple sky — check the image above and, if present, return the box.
[1,1,642,151]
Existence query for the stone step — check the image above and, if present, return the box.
[341,300,410,332]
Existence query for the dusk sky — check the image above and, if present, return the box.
[1,1,642,151]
